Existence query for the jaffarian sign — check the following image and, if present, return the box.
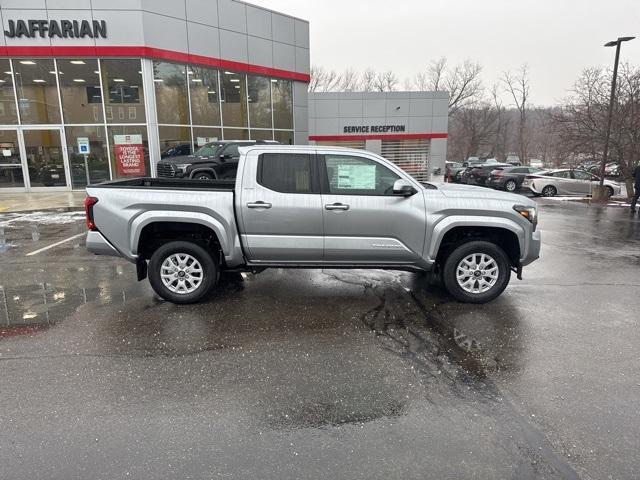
[4,19,107,39]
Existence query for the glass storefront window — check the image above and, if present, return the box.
[192,127,222,148]
[107,125,150,178]
[250,129,273,141]
[13,59,61,124]
[272,79,293,130]
[248,75,272,129]
[274,130,294,145]
[189,67,221,126]
[0,129,23,188]
[223,128,249,141]
[57,59,103,124]
[159,125,192,157]
[0,61,18,125]
[153,61,189,125]
[101,59,146,124]
[220,71,248,128]
[65,125,110,189]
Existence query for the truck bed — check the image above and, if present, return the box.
[89,177,236,191]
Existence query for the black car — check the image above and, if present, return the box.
[156,140,278,180]
[161,143,192,159]
[462,163,512,185]
[486,166,544,191]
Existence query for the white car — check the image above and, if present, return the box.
[523,169,621,197]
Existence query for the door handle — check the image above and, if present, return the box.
[325,203,349,211]
[247,201,272,209]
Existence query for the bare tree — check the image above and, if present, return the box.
[309,65,344,92]
[502,65,530,163]
[373,70,399,92]
[412,58,483,114]
[360,68,377,92]
[340,68,360,92]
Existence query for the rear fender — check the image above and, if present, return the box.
[130,211,231,258]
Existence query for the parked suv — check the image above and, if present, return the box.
[463,163,512,186]
[487,166,543,192]
[157,140,278,180]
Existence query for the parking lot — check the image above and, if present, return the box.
[1,199,639,479]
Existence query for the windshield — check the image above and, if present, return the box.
[194,142,224,157]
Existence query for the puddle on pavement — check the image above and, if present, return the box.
[0,282,144,337]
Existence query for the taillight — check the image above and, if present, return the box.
[84,196,98,231]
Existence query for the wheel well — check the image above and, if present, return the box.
[436,226,521,267]
[189,168,217,179]
[138,222,222,262]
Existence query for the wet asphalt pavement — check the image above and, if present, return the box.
[0,201,639,480]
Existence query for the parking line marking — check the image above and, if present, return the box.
[0,212,40,225]
[25,233,86,257]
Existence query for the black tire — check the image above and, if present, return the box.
[505,180,517,192]
[605,186,614,197]
[193,172,214,181]
[148,241,217,304]
[442,240,511,304]
[541,185,557,197]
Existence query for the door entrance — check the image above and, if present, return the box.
[0,129,25,190]
[23,128,69,190]
[0,127,71,192]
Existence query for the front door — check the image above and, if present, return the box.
[0,129,25,190]
[239,150,324,263]
[320,153,427,264]
[22,128,69,190]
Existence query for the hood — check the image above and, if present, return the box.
[433,182,535,206]
[158,154,212,165]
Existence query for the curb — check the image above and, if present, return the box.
[0,206,84,215]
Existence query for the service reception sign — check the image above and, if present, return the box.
[114,135,145,176]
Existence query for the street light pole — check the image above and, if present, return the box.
[594,36,635,200]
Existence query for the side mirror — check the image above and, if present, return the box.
[393,179,417,197]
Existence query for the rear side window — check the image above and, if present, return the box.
[257,153,313,193]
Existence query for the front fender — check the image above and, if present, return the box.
[426,215,526,263]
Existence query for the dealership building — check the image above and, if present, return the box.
[0,0,310,191]
[0,0,448,192]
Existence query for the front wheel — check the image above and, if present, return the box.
[442,241,511,304]
[148,241,217,304]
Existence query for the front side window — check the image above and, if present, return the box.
[258,153,312,193]
[324,155,400,196]
[572,170,593,181]
[551,170,571,179]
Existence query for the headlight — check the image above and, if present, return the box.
[513,205,537,230]
[174,163,191,172]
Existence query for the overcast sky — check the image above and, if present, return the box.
[249,0,640,106]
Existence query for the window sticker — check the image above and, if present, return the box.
[337,164,376,190]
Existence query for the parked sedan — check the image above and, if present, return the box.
[486,166,544,192]
[523,169,622,197]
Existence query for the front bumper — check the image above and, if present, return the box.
[86,231,121,257]
[521,228,541,266]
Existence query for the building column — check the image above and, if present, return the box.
[141,58,160,177]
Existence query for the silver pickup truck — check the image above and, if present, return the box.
[85,146,540,304]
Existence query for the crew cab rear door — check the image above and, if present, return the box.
[319,152,426,264]
[238,150,323,262]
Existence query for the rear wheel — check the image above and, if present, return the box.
[505,180,517,192]
[541,185,557,197]
[605,186,614,197]
[148,241,217,304]
[442,241,511,304]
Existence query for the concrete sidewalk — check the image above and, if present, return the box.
[0,191,86,213]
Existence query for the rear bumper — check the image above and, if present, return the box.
[86,231,121,258]
[486,178,505,188]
